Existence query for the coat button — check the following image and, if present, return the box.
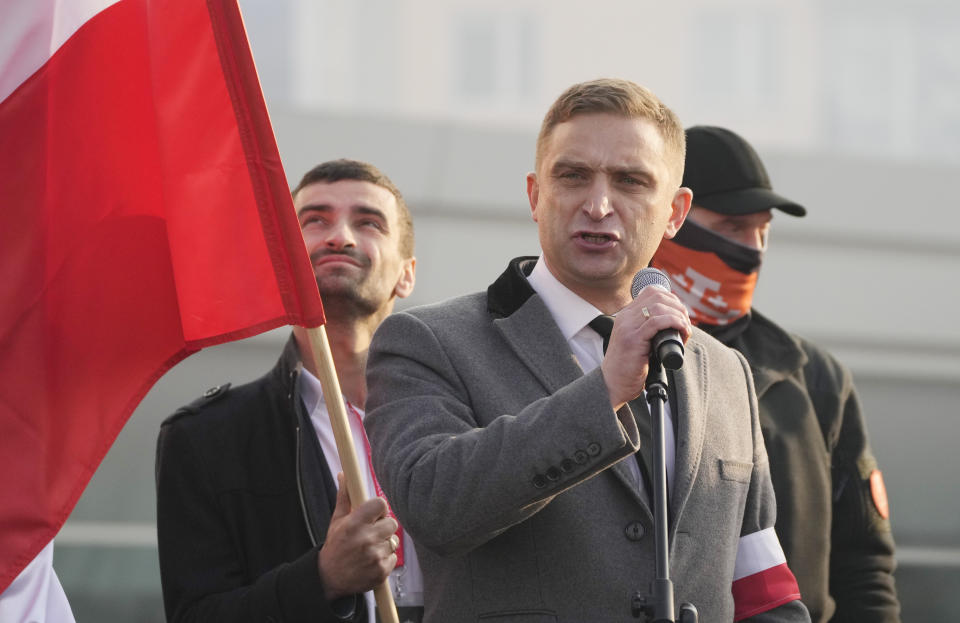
[546,466,561,481]
[625,521,645,541]
[573,450,589,464]
[532,474,547,488]
[560,458,575,473]
[587,442,601,456]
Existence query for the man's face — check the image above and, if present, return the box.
[527,113,690,300]
[294,179,414,318]
[686,206,772,250]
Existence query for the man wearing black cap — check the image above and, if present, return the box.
[651,126,901,623]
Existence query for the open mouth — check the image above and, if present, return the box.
[579,232,616,244]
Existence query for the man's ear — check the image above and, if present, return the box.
[664,187,693,239]
[526,172,540,223]
[394,257,416,299]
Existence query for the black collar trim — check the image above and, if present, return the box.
[486,256,539,318]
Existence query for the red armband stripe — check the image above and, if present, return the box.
[732,563,801,621]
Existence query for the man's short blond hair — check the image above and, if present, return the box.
[535,78,686,183]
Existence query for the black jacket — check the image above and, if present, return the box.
[155,337,364,623]
[723,311,900,623]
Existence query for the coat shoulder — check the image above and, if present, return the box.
[689,325,750,371]
[375,291,492,345]
[161,383,233,427]
[160,370,278,437]
[399,291,488,324]
[793,333,852,391]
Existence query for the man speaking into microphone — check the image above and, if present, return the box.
[365,79,810,622]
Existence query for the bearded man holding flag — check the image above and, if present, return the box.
[156,160,422,623]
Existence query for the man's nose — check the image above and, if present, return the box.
[324,221,356,249]
[582,180,613,220]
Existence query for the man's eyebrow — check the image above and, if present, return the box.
[550,158,588,172]
[550,159,653,178]
[352,205,388,222]
[297,203,332,216]
[297,204,389,224]
[604,164,654,178]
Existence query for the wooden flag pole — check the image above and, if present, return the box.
[306,325,399,623]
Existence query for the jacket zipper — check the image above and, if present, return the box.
[291,364,319,547]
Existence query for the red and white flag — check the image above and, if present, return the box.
[0,0,325,591]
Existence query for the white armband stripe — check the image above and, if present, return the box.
[733,527,787,581]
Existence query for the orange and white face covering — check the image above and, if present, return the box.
[650,220,763,326]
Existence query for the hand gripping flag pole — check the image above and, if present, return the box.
[307,326,400,623]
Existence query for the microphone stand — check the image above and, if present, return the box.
[631,356,698,623]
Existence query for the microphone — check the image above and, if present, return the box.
[631,268,684,370]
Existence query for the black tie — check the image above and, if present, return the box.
[588,315,655,494]
[588,314,615,354]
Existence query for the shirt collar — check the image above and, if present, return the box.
[298,365,324,414]
[526,256,604,340]
[299,365,365,417]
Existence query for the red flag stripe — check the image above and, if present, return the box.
[0,0,323,591]
[204,2,324,332]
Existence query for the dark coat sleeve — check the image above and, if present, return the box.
[155,416,359,623]
[803,346,901,623]
[746,599,811,623]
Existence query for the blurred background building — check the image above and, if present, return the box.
[54,0,960,619]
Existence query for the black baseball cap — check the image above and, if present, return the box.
[682,126,806,217]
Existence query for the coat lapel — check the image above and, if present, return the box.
[611,400,656,514]
[669,337,707,534]
[492,295,586,395]
[487,257,586,394]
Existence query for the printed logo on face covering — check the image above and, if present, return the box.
[667,266,746,325]
[651,238,757,326]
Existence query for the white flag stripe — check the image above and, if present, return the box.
[0,540,75,622]
[0,0,122,104]
[733,527,787,581]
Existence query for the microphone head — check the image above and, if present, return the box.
[631,267,671,299]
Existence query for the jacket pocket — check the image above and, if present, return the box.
[718,459,753,483]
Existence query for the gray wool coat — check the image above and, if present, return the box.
[365,259,809,623]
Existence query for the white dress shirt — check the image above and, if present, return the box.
[526,256,676,497]
[300,368,423,621]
